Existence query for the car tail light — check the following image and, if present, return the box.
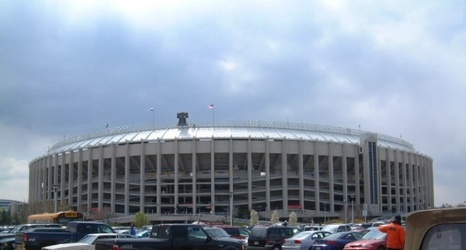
[112,244,120,250]
[294,239,302,244]
[327,240,338,245]
[23,233,29,242]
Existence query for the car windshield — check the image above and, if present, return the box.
[205,228,230,237]
[362,229,386,240]
[78,234,97,244]
[321,225,338,232]
[323,232,346,240]
[250,227,267,237]
[289,231,312,239]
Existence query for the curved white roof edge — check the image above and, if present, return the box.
[45,120,416,156]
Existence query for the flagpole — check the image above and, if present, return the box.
[149,107,155,129]
[208,104,215,126]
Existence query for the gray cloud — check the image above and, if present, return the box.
[1,0,465,206]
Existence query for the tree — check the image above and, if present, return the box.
[134,211,149,228]
[250,209,259,226]
[271,210,279,224]
[288,212,298,226]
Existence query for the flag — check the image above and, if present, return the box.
[207,104,214,110]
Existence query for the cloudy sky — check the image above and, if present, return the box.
[1,0,465,207]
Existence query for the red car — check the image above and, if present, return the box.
[219,226,250,244]
[343,227,386,250]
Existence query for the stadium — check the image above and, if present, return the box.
[29,113,434,223]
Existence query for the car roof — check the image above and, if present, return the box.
[405,207,466,250]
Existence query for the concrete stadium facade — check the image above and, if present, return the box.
[29,117,434,222]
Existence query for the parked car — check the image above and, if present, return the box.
[42,233,134,250]
[248,225,298,250]
[405,207,466,249]
[311,231,364,250]
[94,224,246,250]
[320,224,352,234]
[12,223,61,249]
[0,236,15,250]
[203,227,232,239]
[343,227,386,250]
[219,226,250,244]
[135,229,151,238]
[282,230,332,250]
[304,226,324,231]
[21,221,114,250]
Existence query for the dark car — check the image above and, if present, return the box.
[248,226,298,250]
[0,236,15,250]
[311,231,364,250]
[220,226,250,244]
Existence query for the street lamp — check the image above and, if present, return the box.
[53,184,59,213]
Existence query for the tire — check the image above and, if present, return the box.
[376,246,385,250]
[271,245,281,250]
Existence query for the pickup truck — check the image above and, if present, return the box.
[20,221,115,250]
[11,223,62,249]
[94,224,247,250]
[405,207,466,249]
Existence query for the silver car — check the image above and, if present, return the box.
[282,231,331,250]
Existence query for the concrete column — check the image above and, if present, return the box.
[192,139,197,214]
[247,138,253,210]
[328,143,334,213]
[124,143,130,215]
[140,141,146,212]
[110,145,116,214]
[265,137,270,218]
[68,153,73,206]
[281,141,288,214]
[210,138,215,212]
[314,142,320,214]
[342,145,348,223]
[98,146,104,212]
[59,154,65,205]
[87,148,93,212]
[156,139,162,214]
[298,141,304,212]
[354,145,361,207]
[174,137,179,213]
[77,149,82,212]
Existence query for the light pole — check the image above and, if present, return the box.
[149,107,155,129]
[53,184,58,213]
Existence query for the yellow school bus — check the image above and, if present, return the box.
[27,211,84,225]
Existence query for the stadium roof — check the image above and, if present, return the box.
[46,120,417,156]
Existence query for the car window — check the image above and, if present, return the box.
[269,229,280,237]
[188,226,208,241]
[421,223,466,250]
[282,228,294,238]
[251,227,267,237]
[97,225,114,233]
